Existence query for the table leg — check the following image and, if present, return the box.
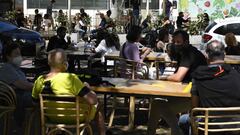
[108,96,116,127]
[104,94,107,119]
[128,96,135,130]
[156,61,159,80]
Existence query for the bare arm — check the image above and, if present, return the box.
[82,82,98,105]
[140,47,151,60]
[13,80,33,91]
[167,66,189,82]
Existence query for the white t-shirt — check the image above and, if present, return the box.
[95,39,116,63]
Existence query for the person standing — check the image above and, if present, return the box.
[176,12,189,30]
[33,9,43,31]
[46,0,56,27]
[164,0,173,18]
[131,0,141,25]
[16,9,25,27]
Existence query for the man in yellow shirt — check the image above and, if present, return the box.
[32,49,106,135]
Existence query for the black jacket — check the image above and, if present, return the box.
[192,64,240,107]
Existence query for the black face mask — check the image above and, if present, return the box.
[174,44,185,54]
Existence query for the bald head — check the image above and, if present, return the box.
[48,49,67,70]
[206,40,225,62]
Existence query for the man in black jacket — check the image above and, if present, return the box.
[179,40,240,135]
[47,27,71,52]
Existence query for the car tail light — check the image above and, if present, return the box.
[202,34,212,43]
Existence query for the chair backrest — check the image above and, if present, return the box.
[191,107,240,135]
[114,57,149,79]
[0,81,16,106]
[39,94,92,126]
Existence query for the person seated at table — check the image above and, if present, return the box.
[89,32,120,67]
[161,30,207,83]
[155,28,169,52]
[120,25,152,78]
[121,25,151,63]
[225,33,240,55]
[32,49,106,135]
[0,43,34,131]
[47,26,71,52]
[147,30,207,135]
[179,40,240,135]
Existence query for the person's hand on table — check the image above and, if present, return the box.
[159,75,169,81]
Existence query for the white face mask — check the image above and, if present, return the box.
[12,56,23,67]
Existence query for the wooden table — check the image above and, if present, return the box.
[93,77,190,129]
[105,51,168,61]
[225,55,240,64]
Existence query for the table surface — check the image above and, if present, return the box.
[105,51,168,61]
[224,55,240,64]
[93,77,191,98]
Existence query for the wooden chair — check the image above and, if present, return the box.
[114,57,149,80]
[107,58,150,129]
[191,107,240,135]
[0,81,16,135]
[39,94,93,135]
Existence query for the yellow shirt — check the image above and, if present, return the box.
[32,73,96,123]
[32,73,84,99]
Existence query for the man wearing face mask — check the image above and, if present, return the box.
[147,30,207,135]
[163,30,207,83]
[0,43,34,132]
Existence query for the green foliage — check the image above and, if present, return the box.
[84,16,91,25]
[229,7,240,17]
[152,14,165,29]
[4,11,17,23]
[210,6,224,20]
[213,0,225,8]
[188,14,209,35]
[57,14,67,26]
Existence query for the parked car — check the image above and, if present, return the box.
[202,17,240,46]
[0,18,45,57]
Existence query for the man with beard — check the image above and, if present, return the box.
[165,30,207,83]
[147,30,207,135]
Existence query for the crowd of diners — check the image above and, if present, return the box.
[1,4,240,134]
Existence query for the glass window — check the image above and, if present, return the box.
[28,0,107,9]
[227,23,240,35]
[214,25,227,35]
[141,0,159,10]
[205,21,217,32]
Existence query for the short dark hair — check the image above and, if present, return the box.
[158,28,169,41]
[107,10,111,15]
[35,9,39,13]
[173,30,189,43]
[126,25,142,42]
[206,40,225,61]
[57,26,67,34]
[2,42,20,62]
